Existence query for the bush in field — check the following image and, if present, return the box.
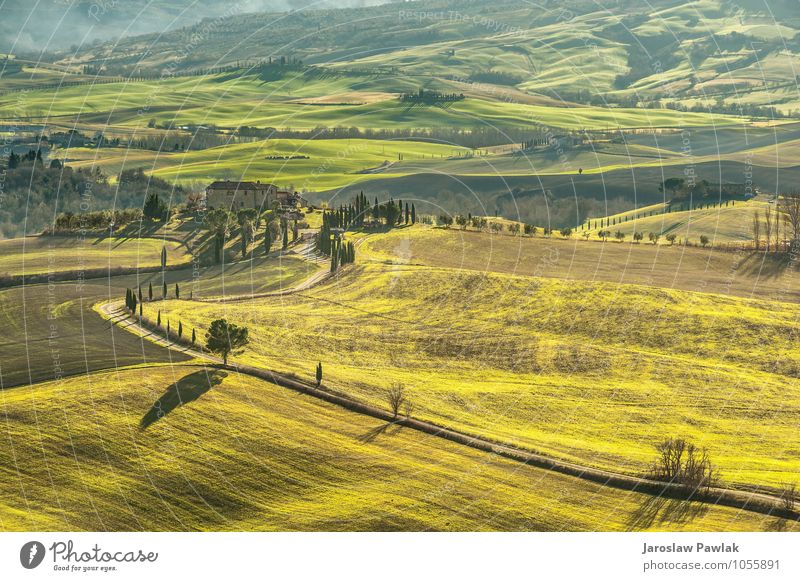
[666,233,677,245]
[560,227,572,238]
[633,231,643,243]
[699,234,710,247]
[650,438,717,490]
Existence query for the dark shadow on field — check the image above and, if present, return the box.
[626,496,709,531]
[764,518,789,532]
[139,370,227,429]
[358,421,403,443]
[737,251,799,280]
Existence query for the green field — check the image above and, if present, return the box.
[0,235,190,276]
[0,69,748,131]
[0,363,786,531]
[146,234,800,489]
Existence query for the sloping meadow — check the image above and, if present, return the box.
[147,261,800,489]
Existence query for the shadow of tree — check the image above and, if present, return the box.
[626,495,710,531]
[357,421,403,443]
[140,369,227,429]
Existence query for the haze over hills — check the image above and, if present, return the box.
[0,0,390,53]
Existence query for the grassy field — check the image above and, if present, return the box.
[146,246,800,489]
[0,69,748,131]
[0,244,317,388]
[0,235,190,276]
[582,200,771,243]
[363,225,800,302]
[0,363,786,531]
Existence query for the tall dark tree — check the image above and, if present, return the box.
[282,222,289,250]
[162,280,167,300]
[148,282,153,301]
[175,283,180,300]
[411,204,416,224]
[161,245,167,269]
[316,362,322,386]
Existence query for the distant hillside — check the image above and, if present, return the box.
[53,0,800,114]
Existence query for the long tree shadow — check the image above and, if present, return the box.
[358,421,404,443]
[140,370,227,429]
[626,495,710,531]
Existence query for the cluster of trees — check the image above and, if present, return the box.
[754,193,800,251]
[124,288,141,315]
[236,125,554,149]
[330,239,356,272]
[203,206,301,263]
[51,209,143,232]
[650,438,717,490]
[0,154,181,237]
[316,194,416,254]
[5,148,42,168]
[399,88,465,104]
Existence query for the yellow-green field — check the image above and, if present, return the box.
[0,235,190,276]
[0,70,747,131]
[0,364,786,531]
[363,225,800,302]
[146,252,800,490]
[582,200,771,243]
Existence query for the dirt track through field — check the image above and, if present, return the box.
[96,294,800,524]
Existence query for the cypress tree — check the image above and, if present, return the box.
[148,282,153,301]
[178,321,183,338]
[175,283,180,300]
[316,362,322,386]
[157,310,161,326]
[162,280,167,300]
[411,204,416,224]
[282,224,289,250]
[191,328,196,345]
[139,302,143,317]
[264,228,272,253]
[161,245,167,269]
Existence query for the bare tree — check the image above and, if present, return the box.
[780,482,797,512]
[764,206,773,252]
[387,384,406,419]
[753,210,761,250]
[650,438,717,491]
[781,192,800,247]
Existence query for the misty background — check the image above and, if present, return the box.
[0,0,391,54]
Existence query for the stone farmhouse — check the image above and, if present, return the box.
[205,180,308,211]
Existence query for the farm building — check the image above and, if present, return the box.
[205,181,308,211]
